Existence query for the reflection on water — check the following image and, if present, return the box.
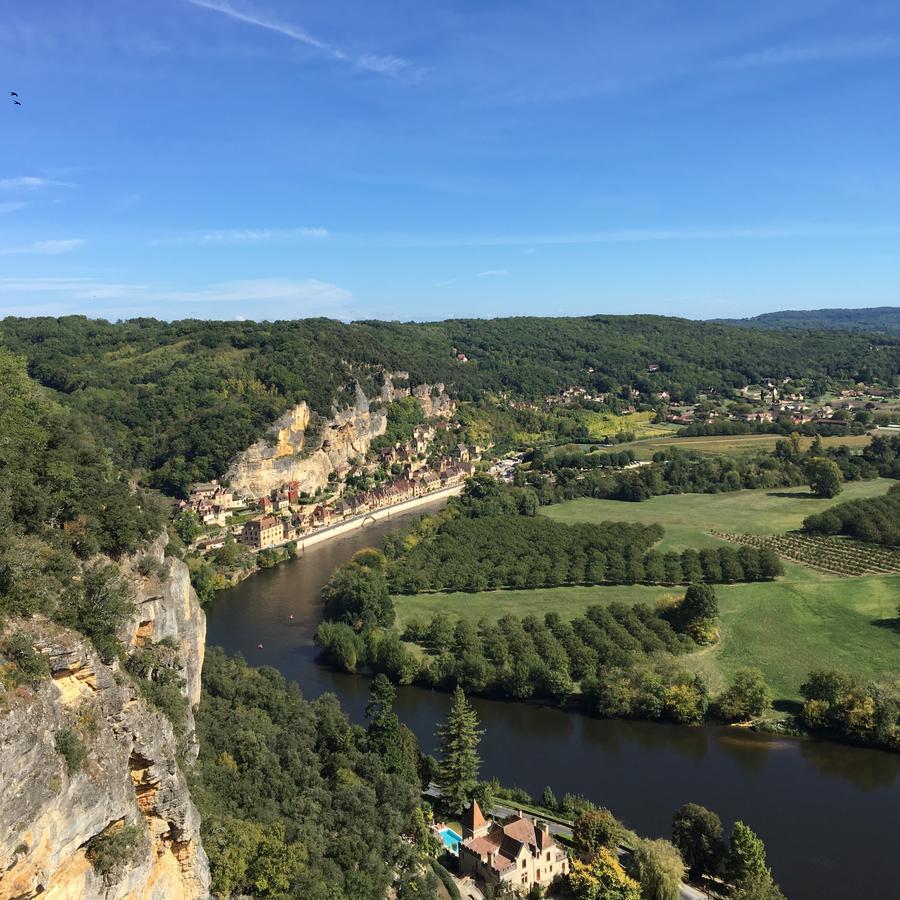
[206,499,900,900]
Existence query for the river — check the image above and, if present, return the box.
[206,500,900,900]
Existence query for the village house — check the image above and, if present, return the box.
[239,515,283,551]
[456,801,569,895]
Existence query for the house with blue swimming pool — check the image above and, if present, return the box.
[455,800,570,895]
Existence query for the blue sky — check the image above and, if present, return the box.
[1,0,900,322]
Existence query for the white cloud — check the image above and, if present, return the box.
[478,269,508,277]
[154,227,330,245]
[0,238,85,255]
[185,0,411,75]
[384,223,897,249]
[0,176,76,192]
[0,276,353,319]
[717,37,900,70]
[0,201,27,216]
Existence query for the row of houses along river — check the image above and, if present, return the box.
[205,497,900,900]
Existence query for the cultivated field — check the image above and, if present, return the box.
[393,481,900,705]
[611,431,875,460]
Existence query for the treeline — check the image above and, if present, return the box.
[676,419,867,438]
[803,484,900,547]
[536,446,637,472]
[317,590,776,728]
[386,513,782,593]
[191,648,439,899]
[3,314,897,493]
[526,433,899,505]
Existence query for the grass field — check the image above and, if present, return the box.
[609,431,875,461]
[393,481,900,705]
[539,478,894,551]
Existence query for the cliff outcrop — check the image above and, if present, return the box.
[225,376,453,497]
[119,535,205,760]
[0,622,210,900]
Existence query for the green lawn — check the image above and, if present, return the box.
[540,479,895,551]
[393,482,900,705]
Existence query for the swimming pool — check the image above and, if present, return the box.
[438,827,463,854]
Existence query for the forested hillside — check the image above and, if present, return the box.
[721,306,900,335]
[2,314,898,494]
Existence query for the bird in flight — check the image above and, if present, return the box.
[9,91,18,97]
[12,100,21,106]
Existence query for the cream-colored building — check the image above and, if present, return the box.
[457,801,569,894]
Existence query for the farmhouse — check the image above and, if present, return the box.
[457,801,569,894]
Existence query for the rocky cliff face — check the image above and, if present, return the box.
[0,622,210,900]
[119,535,205,760]
[225,376,453,497]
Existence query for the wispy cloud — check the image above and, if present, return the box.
[0,176,77,192]
[0,201,27,216]
[435,277,458,288]
[185,0,410,75]
[154,227,330,246]
[716,36,900,70]
[0,238,85,255]
[478,269,508,277]
[382,223,898,249]
[0,276,353,319]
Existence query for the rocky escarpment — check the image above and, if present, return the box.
[119,534,206,760]
[0,622,210,900]
[226,374,453,497]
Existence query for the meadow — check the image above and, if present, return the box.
[393,480,900,704]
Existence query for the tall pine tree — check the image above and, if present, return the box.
[436,687,484,814]
[365,674,405,774]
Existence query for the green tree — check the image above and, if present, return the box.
[631,838,685,900]
[173,509,202,544]
[436,687,484,814]
[727,821,770,888]
[671,803,726,881]
[322,562,395,630]
[716,670,772,722]
[541,785,558,812]
[730,871,786,900]
[573,808,623,860]
[366,674,405,774]
[804,457,843,498]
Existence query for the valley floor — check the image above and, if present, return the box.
[393,480,900,705]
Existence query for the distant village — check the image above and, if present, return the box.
[179,420,477,556]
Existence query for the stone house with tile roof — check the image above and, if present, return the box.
[457,800,569,894]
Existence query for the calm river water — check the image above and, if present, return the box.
[206,501,900,900]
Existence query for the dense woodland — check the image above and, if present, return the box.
[723,306,900,335]
[191,649,438,899]
[0,348,164,662]
[3,314,898,493]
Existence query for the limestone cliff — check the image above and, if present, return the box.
[119,535,206,760]
[225,376,453,497]
[0,622,210,900]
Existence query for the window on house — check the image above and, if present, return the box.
[546,852,550,861]
[522,859,526,868]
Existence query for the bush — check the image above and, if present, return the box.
[85,823,145,875]
[1,633,50,685]
[55,728,87,775]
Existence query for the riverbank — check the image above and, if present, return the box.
[205,503,900,900]
[193,484,464,601]
[295,483,464,552]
